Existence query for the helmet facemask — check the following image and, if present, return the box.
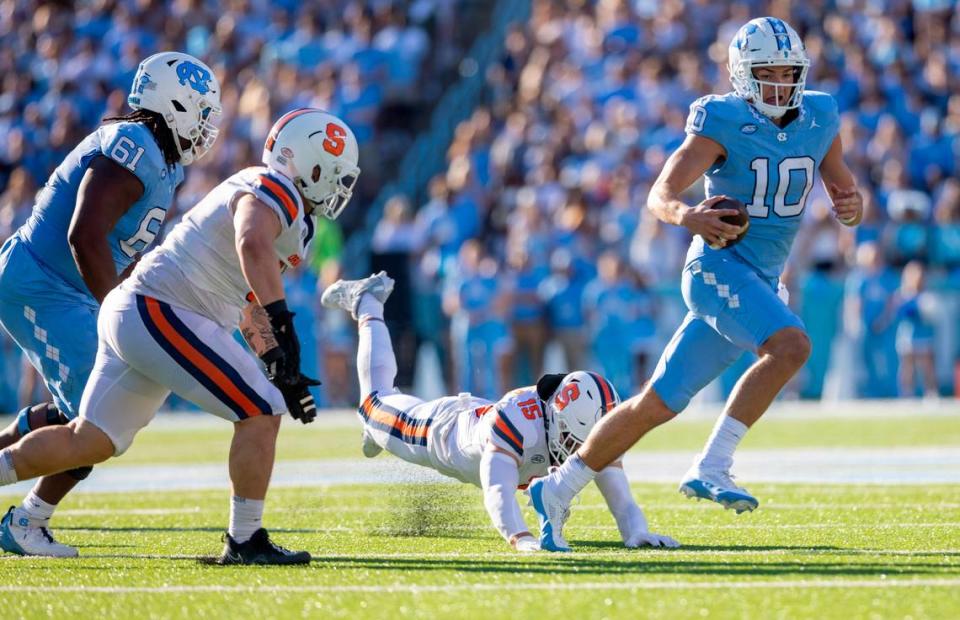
[170,99,222,165]
[546,406,600,465]
[299,160,360,221]
[732,60,809,119]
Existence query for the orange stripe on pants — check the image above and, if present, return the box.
[144,297,262,417]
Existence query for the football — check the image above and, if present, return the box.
[709,196,750,249]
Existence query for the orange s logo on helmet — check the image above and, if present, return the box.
[322,123,346,156]
[553,383,580,412]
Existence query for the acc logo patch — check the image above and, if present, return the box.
[531,454,546,464]
[281,147,294,159]
[176,61,212,95]
[740,124,757,134]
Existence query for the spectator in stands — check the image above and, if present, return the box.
[889,261,939,398]
[503,242,549,386]
[845,242,900,398]
[539,249,589,370]
[443,239,512,398]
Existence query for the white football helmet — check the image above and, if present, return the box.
[543,371,620,465]
[261,108,361,220]
[728,17,809,119]
[128,51,222,165]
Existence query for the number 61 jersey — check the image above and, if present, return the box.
[18,121,183,296]
[685,90,839,280]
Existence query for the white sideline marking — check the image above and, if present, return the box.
[2,578,959,594]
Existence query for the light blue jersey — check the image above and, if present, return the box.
[685,91,839,279]
[0,121,182,416]
[18,121,183,294]
[650,90,840,413]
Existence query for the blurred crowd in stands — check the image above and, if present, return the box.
[1,0,958,412]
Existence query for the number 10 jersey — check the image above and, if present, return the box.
[684,91,839,279]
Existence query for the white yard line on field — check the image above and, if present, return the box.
[52,502,960,517]
[1,578,959,594]
[48,522,960,534]
[4,446,959,495]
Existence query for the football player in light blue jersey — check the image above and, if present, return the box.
[0,51,222,556]
[527,17,864,551]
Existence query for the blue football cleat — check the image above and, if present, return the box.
[679,469,759,514]
[528,477,572,552]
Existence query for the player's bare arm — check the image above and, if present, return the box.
[239,301,279,357]
[233,193,284,305]
[68,156,145,303]
[819,134,863,226]
[648,134,744,248]
[234,191,319,423]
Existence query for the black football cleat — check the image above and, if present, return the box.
[217,528,311,565]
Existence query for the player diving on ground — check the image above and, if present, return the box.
[321,271,679,552]
[526,17,863,551]
[0,108,361,564]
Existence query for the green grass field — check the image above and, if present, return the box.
[0,408,958,619]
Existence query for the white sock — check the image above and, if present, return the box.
[20,490,56,525]
[228,496,264,544]
[0,450,18,486]
[552,454,597,504]
[357,296,397,397]
[697,415,748,472]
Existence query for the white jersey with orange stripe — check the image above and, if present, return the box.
[428,387,551,488]
[126,166,313,328]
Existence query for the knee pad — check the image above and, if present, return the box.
[15,403,70,437]
[67,465,93,481]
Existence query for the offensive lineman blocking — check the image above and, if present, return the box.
[529,17,864,550]
[321,272,679,552]
[0,52,222,556]
[0,108,361,563]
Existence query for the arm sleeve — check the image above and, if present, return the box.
[480,449,529,543]
[595,465,647,542]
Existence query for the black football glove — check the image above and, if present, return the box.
[259,299,301,387]
[280,375,322,424]
[257,300,322,424]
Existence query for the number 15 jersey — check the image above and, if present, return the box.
[18,121,183,296]
[684,91,839,280]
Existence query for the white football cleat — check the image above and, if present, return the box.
[679,467,759,514]
[527,477,572,552]
[361,428,383,458]
[0,506,78,558]
[320,271,395,320]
